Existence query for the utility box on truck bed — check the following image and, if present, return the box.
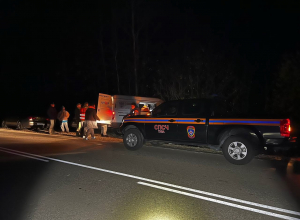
[96,93,163,129]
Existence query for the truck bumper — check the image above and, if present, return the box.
[265,136,298,150]
[111,122,122,129]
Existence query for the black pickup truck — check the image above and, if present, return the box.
[120,98,297,165]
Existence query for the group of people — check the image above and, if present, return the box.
[46,101,148,140]
[47,102,107,140]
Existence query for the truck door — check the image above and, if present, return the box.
[114,100,133,123]
[176,99,208,144]
[97,93,113,125]
[145,101,179,141]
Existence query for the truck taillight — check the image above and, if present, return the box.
[112,111,115,120]
[280,119,291,137]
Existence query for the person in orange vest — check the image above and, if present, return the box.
[130,103,140,116]
[140,104,151,116]
[79,102,88,137]
[75,103,82,137]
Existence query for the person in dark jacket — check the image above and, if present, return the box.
[47,102,58,135]
[74,103,81,136]
[84,103,100,140]
[80,102,89,137]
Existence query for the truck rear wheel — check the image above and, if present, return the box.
[222,136,256,165]
[123,128,144,151]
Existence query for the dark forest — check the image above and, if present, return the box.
[1,0,300,121]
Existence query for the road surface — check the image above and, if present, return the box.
[1,128,300,220]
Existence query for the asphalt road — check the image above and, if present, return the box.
[1,128,300,220]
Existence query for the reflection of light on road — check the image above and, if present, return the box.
[145,215,175,220]
[286,158,295,175]
[284,158,300,199]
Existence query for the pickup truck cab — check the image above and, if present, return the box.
[120,99,296,165]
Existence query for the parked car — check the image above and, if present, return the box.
[1,115,49,130]
[120,98,298,165]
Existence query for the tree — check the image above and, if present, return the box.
[272,51,300,120]
[152,42,252,115]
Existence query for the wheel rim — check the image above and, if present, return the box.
[228,141,248,160]
[126,133,138,147]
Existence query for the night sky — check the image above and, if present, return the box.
[1,0,299,119]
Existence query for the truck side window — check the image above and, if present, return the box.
[152,101,178,117]
[166,106,176,115]
[211,97,228,117]
[182,100,207,116]
[152,104,164,117]
[162,101,179,116]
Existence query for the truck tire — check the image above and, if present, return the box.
[123,128,144,151]
[113,128,123,136]
[222,136,256,165]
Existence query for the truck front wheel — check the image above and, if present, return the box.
[123,128,144,151]
[222,136,256,165]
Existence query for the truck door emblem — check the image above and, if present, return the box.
[187,126,195,139]
[154,124,169,133]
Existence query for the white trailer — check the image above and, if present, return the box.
[96,93,163,129]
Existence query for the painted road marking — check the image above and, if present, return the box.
[0,129,81,140]
[137,181,299,220]
[0,146,299,218]
[0,149,49,162]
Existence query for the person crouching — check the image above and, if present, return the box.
[84,103,100,140]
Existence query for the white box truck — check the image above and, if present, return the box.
[96,93,163,129]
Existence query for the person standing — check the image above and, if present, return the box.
[101,124,108,137]
[47,102,57,135]
[84,103,100,140]
[74,103,81,136]
[57,106,70,133]
[130,103,140,116]
[80,102,89,137]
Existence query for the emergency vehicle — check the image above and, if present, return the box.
[120,98,298,165]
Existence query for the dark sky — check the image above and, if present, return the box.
[1,0,299,117]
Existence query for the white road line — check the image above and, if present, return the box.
[0,146,299,217]
[0,149,49,162]
[137,181,300,220]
